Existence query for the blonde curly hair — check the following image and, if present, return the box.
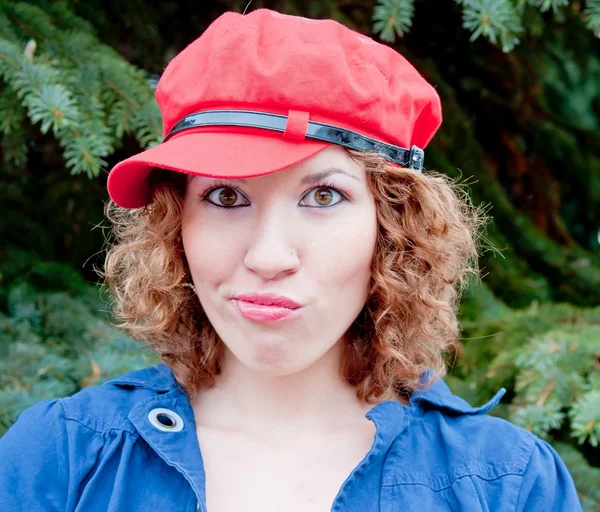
[102,149,488,403]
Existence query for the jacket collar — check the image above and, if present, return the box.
[107,362,506,416]
[107,363,505,508]
[106,362,181,392]
[410,378,505,415]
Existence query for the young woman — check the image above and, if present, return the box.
[0,8,582,512]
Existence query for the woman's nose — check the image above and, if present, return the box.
[243,217,299,279]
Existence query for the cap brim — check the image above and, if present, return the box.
[107,131,331,208]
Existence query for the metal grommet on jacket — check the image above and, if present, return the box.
[147,407,184,432]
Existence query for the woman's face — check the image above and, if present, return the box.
[181,145,378,376]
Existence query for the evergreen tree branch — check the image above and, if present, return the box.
[584,0,600,36]
[0,1,161,177]
[372,0,600,49]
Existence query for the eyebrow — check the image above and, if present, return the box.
[299,167,361,185]
[190,167,360,185]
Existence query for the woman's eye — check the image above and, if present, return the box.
[202,185,346,209]
[205,187,248,208]
[301,186,345,208]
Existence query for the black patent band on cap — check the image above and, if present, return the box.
[163,109,425,171]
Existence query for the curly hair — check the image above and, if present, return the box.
[102,149,488,403]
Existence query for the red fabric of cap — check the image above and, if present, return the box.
[107,8,443,209]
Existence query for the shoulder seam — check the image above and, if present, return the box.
[61,412,139,436]
[513,435,539,511]
[382,419,537,490]
[56,399,72,509]
[382,464,528,491]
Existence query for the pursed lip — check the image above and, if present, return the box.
[234,293,302,309]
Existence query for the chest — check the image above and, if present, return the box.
[196,425,375,512]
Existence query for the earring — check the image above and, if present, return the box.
[180,273,197,293]
[182,282,196,293]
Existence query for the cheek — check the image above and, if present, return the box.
[181,211,239,281]
[313,208,377,287]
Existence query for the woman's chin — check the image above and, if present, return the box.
[237,345,314,377]
[252,342,287,367]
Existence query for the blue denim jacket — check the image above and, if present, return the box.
[0,363,582,511]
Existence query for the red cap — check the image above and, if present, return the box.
[107,8,443,209]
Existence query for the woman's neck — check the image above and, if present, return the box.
[190,341,375,441]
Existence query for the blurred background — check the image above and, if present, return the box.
[0,0,599,506]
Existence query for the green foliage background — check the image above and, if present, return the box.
[0,0,599,507]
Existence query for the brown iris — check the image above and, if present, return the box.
[313,187,333,206]
[218,188,237,206]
